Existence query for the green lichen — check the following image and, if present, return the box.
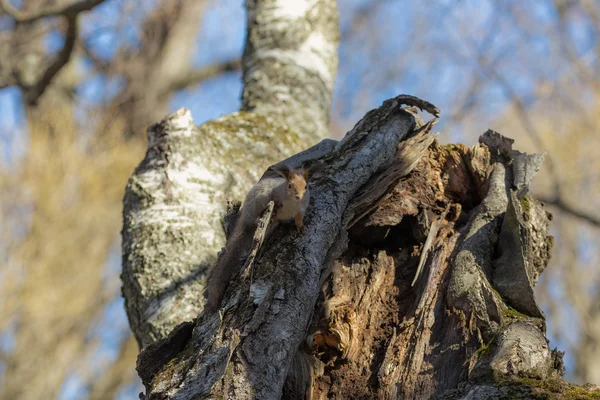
[520,194,532,215]
[503,307,529,320]
[476,334,499,360]
[151,356,181,387]
[561,386,600,400]
[546,235,554,250]
[476,342,492,358]
[442,143,459,152]
[497,377,600,400]
[517,377,562,392]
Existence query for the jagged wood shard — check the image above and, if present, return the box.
[492,190,545,318]
[512,151,546,198]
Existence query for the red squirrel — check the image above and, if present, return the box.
[205,162,324,312]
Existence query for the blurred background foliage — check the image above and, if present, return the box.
[0,0,598,398]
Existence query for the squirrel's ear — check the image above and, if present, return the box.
[272,164,291,179]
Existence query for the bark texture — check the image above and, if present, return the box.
[132,97,600,399]
[299,131,561,400]
[134,96,439,399]
[121,111,328,347]
[122,0,338,348]
[241,0,339,141]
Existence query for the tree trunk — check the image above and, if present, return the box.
[121,0,339,349]
[122,1,600,399]
[241,0,339,142]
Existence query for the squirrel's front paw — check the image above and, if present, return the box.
[296,224,305,234]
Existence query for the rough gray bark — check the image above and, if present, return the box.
[122,0,339,348]
[121,111,325,348]
[135,95,440,400]
[241,0,339,142]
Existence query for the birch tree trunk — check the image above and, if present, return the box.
[122,0,600,399]
[121,0,339,349]
[241,0,339,141]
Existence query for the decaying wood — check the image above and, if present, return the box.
[133,96,597,399]
[241,201,275,301]
[411,208,447,287]
[290,129,569,400]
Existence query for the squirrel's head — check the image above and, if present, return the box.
[273,161,326,200]
[274,166,308,200]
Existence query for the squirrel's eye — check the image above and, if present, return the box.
[288,183,292,189]
[305,185,307,189]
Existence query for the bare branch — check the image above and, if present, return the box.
[23,15,78,105]
[1,0,105,23]
[77,37,111,72]
[88,335,138,400]
[472,31,600,230]
[341,0,390,38]
[0,74,17,89]
[439,16,596,233]
[537,195,600,227]
[163,59,241,95]
[1,0,106,103]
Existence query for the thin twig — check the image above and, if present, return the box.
[1,0,105,23]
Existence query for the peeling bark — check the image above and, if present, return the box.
[135,95,439,399]
[124,95,600,399]
[289,130,567,400]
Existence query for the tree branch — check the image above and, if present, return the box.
[162,59,241,95]
[1,0,105,23]
[440,20,600,232]
[121,110,325,348]
[78,37,111,72]
[23,15,78,105]
[537,195,600,227]
[88,335,138,400]
[0,74,17,89]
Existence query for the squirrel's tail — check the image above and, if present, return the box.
[204,223,254,312]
